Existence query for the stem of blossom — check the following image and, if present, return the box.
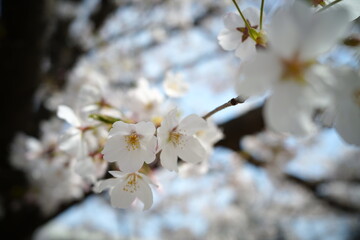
[317,0,343,13]
[89,114,122,124]
[260,0,265,30]
[231,0,253,33]
[203,96,246,120]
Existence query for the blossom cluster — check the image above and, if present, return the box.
[11,63,222,212]
[9,0,360,214]
[218,0,360,145]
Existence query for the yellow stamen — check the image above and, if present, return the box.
[125,132,140,151]
[122,173,139,193]
[280,53,315,85]
[168,131,183,146]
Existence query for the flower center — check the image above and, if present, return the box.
[280,53,315,85]
[354,89,360,106]
[236,19,258,43]
[168,130,183,146]
[123,173,139,193]
[145,102,155,111]
[125,132,140,151]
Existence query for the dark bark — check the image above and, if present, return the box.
[215,105,266,151]
[0,0,47,239]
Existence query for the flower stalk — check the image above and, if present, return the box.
[203,96,246,120]
[260,0,265,30]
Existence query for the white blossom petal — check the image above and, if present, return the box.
[224,12,244,29]
[235,38,257,60]
[144,137,157,164]
[236,51,281,97]
[301,6,350,59]
[118,151,145,173]
[325,0,360,22]
[136,178,153,211]
[58,128,82,156]
[160,147,178,172]
[135,121,156,138]
[218,29,242,51]
[110,183,136,209]
[267,4,303,59]
[264,81,319,136]
[57,105,81,127]
[178,114,207,135]
[108,171,126,178]
[108,121,132,137]
[333,68,360,146]
[243,7,260,26]
[160,108,179,131]
[93,178,118,193]
[177,136,206,163]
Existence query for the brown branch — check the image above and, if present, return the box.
[215,104,266,151]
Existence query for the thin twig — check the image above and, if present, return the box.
[203,96,246,120]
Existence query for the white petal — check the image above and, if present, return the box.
[108,121,132,137]
[301,6,350,59]
[57,105,81,127]
[236,51,281,97]
[178,136,206,164]
[235,38,257,60]
[243,7,260,26]
[224,12,244,29]
[325,0,360,22]
[264,82,319,136]
[102,135,126,162]
[178,114,207,135]
[58,128,82,156]
[267,4,303,59]
[161,108,179,131]
[218,29,242,51]
[108,170,126,178]
[26,137,43,154]
[135,121,156,137]
[144,137,157,164]
[333,68,360,146]
[118,151,145,173]
[93,178,118,193]
[138,172,157,187]
[160,147,179,172]
[335,100,360,146]
[136,178,153,211]
[110,183,136,208]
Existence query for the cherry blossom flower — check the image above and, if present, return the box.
[57,105,94,159]
[102,121,157,173]
[93,171,154,210]
[124,78,165,121]
[157,109,208,172]
[163,71,189,98]
[74,155,107,184]
[217,7,262,60]
[235,2,350,136]
[331,67,360,146]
